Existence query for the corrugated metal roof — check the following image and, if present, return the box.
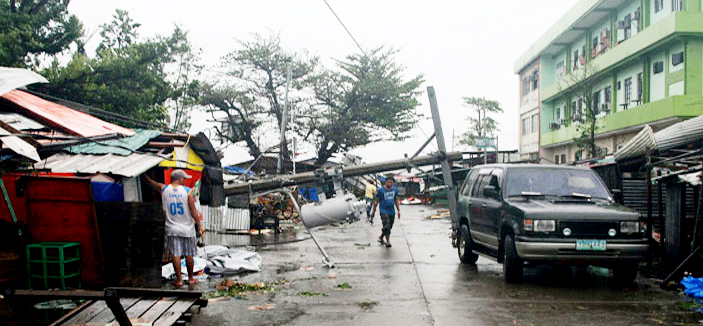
[0,112,46,130]
[0,67,48,96]
[67,129,162,156]
[654,115,703,152]
[0,125,40,162]
[1,90,135,137]
[35,153,167,177]
[614,125,655,161]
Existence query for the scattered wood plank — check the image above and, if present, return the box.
[87,297,141,323]
[139,298,177,324]
[153,299,197,326]
[125,297,160,318]
[48,300,93,326]
[61,301,108,325]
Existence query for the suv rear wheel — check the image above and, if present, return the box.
[503,235,524,283]
[458,224,479,264]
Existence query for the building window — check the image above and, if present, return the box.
[573,50,579,71]
[636,73,643,102]
[672,52,684,66]
[555,155,560,164]
[592,37,599,58]
[522,76,531,96]
[532,114,539,133]
[672,0,683,11]
[624,77,633,105]
[561,154,566,164]
[555,106,561,122]
[593,90,601,114]
[653,61,664,74]
[604,86,612,105]
[556,61,565,80]
[532,70,539,90]
[522,117,530,135]
[623,14,632,40]
[655,0,664,12]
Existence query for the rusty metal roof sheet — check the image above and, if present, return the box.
[1,90,135,137]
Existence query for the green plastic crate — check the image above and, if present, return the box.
[26,242,81,290]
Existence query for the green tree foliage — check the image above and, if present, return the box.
[562,62,603,160]
[202,33,317,160]
[199,84,265,158]
[0,0,83,68]
[458,97,503,148]
[34,10,200,129]
[301,47,424,165]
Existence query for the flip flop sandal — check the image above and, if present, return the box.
[385,243,392,248]
[377,238,385,245]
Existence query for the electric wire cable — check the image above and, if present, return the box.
[322,0,369,59]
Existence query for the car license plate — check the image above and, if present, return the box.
[576,239,606,251]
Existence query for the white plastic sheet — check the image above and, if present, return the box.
[199,245,262,275]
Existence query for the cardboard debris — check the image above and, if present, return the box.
[426,210,451,219]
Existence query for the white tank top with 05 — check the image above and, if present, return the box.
[161,184,195,237]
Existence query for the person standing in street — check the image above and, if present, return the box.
[370,177,400,248]
[144,169,203,286]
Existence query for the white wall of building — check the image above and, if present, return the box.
[650,50,667,101]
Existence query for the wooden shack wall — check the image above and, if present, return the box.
[95,202,164,288]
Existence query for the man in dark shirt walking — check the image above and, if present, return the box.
[370,177,400,247]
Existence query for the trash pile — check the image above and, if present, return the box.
[162,245,262,280]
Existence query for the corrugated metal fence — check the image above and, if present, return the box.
[201,206,250,232]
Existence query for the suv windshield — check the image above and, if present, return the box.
[505,168,610,199]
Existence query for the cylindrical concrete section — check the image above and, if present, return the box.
[300,194,365,228]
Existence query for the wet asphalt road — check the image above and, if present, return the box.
[191,205,701,326]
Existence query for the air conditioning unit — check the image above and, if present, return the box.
[600,103,610,113]
[549,122,560,130]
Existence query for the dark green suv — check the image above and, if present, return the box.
[454,164,649,284]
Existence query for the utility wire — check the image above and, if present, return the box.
[322,0,369,59]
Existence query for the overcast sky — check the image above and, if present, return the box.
[68,0,578,165]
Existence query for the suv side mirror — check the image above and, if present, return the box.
[483,185,499,199]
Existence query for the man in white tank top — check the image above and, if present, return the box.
[145,169,202,286]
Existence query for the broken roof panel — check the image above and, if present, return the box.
[0,67,48,96]
[0,112,46,131]
[1,90,135,137]
[36,153,167,177]
[67,129,163,156]
[0,125,40,162]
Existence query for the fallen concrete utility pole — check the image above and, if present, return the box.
[223,151,463,196]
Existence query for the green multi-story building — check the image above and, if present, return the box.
[515,0,703,164]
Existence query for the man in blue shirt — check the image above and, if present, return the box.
[370,177,400,247]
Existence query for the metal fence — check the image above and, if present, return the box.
[201,206,250,232]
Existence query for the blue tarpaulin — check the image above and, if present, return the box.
[91,181,124,202]
[299,187,319,202]
[681,276,703,299]
[224,166,255,176]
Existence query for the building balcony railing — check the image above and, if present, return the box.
[540,95,703,147]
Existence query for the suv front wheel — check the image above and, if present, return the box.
[503,235,524,283]
[458,224,479,264]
